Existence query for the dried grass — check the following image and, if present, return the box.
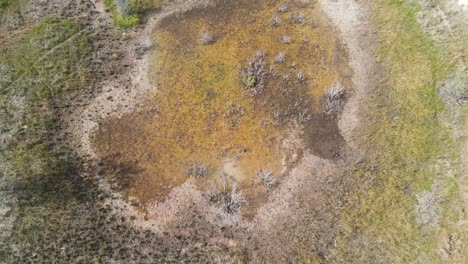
[323,83,345,119]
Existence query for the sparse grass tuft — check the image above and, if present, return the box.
[270,15,282,27]
[129,0,161,12]
[224,102,245,129]
[278,4,288,13]
[257,169,276,188]
[296,71,306,82]
[105,0,140,28]
[275,51,286,63]
[291,12,305,24]
[187,161,208,178]
[280,35,291,44]
[200,31,215,44]
[297,111,312,122]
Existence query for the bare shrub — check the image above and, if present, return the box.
[291,12,305,24]
[324,83,345,119]
[275,51,286,64]
[255,49,267,58]
[270,15,282,27]
[206,182,218,202]
[200,32,214,45]
[281,35,292,44]
[206,172,247,223]
[187,161,208,177]
[221,182,246,218]
[268,65,276,76]
[257,169,276,188]
[278,4,289,13]
[297,111,312,122]
[240,51,267,96]
[296,72,306,82]
[225,102,245,129]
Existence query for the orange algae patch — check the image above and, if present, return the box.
[93,0,351,209]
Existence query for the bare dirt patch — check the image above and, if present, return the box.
[319,0,379,157]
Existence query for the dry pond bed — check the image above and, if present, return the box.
[93,0,352,220]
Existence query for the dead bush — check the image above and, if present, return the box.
[200,31,214,45]
[271,15,282,26]
[323,83,345,119]
[291,12,305,24]
[275,51,286,64]
[205,172,247,223]
[240,51,267,96]
[278,4,289,13]
[187,161,208,178]
[257,169,276,188]
[224,102,245,129]
[296,72,306,82]
[281,35,292,44]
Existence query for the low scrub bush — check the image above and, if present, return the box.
[200,31,214,44]
[205,172,247,223]
[270,15,281,27]
[323,83,345,119]
[240,51,267,96]
[187,161,208,178]
[291,12,305,24]
[257,169,276,188]
[275,51,286,64]
[278,4,288,13]
[281,35,292,44]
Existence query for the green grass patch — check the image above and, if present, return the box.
[0,15,197,263]
[0,0,17,12]
[332,0,462,262]
[104,0,160,28]
[0,0,24,19]
[0,16,94,209]
[0,0,14,10]
[0,17,98,261]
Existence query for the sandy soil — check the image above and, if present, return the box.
[319,0,377,158]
